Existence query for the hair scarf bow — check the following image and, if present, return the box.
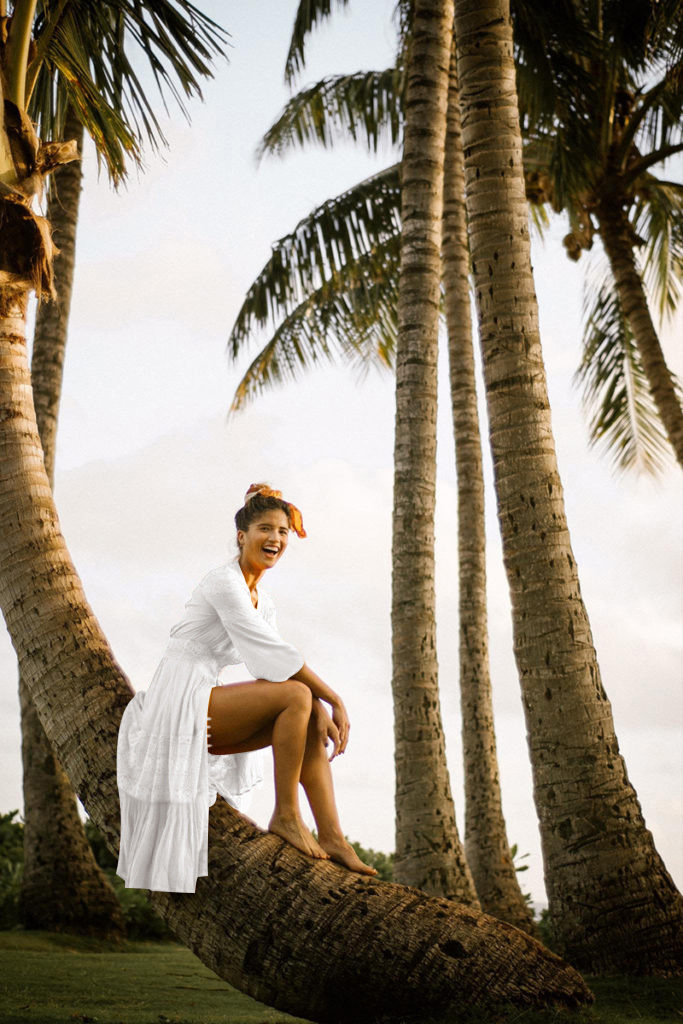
[245,483,307,538]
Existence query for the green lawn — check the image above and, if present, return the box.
[0,930,310,1024]
[0,930,681,1024]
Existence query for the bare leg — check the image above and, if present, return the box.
[266,686,329,859]
[207,680,328,860]
[299,717,377,876]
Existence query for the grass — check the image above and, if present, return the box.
[0,930,681,1024]
[0,930,310,1024]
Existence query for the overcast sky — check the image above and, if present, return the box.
[1,0,681,909]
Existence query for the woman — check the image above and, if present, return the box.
[116,482,375,892]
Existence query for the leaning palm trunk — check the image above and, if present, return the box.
[391,0,478,904]
[454,0,683,974]
[597,202,683,468]
[18,105,125,939]
[441,33,536,935]
[0,294,594,1024]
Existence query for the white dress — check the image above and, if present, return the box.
[115,555,304,893]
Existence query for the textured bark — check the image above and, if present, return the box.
[18,105,125,939]
[19,673,126,938]
[391,0,478,904]
[598,202,683,468]
[30,104,84,484]
[0,285,592,1019]
[441,33,536,936]
[454,0,683,975]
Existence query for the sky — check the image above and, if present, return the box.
[0,0,681,911]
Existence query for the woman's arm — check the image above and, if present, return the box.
[202,568,304,682]
[289,661,350,754]
[288,660,340,707]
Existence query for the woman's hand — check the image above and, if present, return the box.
[330,698,350,755]
[312,699,344,761]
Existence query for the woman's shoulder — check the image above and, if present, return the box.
[197,559,276,610]
[198,559,243,592]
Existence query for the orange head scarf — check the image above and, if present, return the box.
[244,483,307,538]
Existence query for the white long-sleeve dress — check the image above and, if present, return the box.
[115,555,304,893]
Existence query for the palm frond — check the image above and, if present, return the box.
[601,0,658,72]
[575,267,674,474]
[30,7,140,182]
[527,197,550,238]
[393,0,412,77]
[633,173,683,321]
[228,250,398,413]
[641,0,683,66]
[617,58,683,164]
[284,0,350,87]
[257,68,404,162]
[28,0,229,183]
[228,163,401,352]
[512,0,596,133]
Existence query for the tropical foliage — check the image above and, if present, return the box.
[513,0,683,469]
[228,0,682,474]
[24,0,229,183]
[228,164,400,410]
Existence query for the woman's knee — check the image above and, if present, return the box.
[280,679,312,711]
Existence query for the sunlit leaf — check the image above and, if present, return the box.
[284,0,351,87]
[228,163,401,353]
[575,265,675,474]
[27,0,229,184]
[257,68,404,162]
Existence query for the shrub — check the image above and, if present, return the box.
[0,808,173,940]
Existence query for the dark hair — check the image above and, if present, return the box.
[234,491,292,549]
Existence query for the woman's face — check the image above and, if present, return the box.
[238,509,290,570]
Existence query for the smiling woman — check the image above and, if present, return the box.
[116,482,375,892]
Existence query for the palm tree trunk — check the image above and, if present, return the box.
[391,0,478,904]
[597,202,683,468]
[30,104,84,483]
[0,287,593,1021]
[454,0,683,974]
[17,104,125,939]
[441,31,536,936]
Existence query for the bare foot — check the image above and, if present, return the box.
[268,813,330,861]
[318,835,378,875]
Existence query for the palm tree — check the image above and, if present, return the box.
[513,0,683,469]
[231,12,478,905]
[442,30,536,934]
[453,0,683,973]
[261,3,683,476]
[389,0,480,904]
[0,0,593,1014]
[18,101,128,937]
[228,4,533,926]
[6,0,230,936]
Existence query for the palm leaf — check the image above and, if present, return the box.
[284,0,351,87]
[228,163,401,352]
[575,267,674,474]
[512,0,596,134]
[633,173,683,320]
[228,246,398,413]
[28,0,229,184]
[257,68,404,162]
[616,58,683,163]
